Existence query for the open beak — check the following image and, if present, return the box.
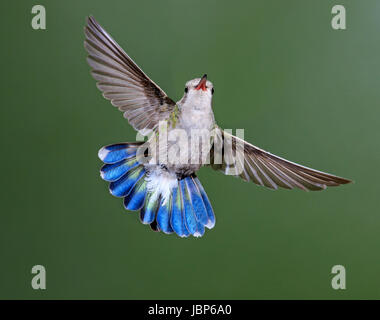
[195,74,207,91]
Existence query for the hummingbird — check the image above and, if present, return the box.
[84,16,351,238]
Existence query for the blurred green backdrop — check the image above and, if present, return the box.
[1,0,379,299]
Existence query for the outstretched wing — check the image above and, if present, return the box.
[84,16,176,134]
[210,127,351,191]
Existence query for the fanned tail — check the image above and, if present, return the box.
[99,143,215,238]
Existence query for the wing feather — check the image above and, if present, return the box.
[210,127,351,191]
[84,16,176,133]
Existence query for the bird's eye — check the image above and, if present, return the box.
[184,87,188,93]
[211,88,215,95]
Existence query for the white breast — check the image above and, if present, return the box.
[177,95,215,132]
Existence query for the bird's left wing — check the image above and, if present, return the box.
[84,16,176,134]
[209,127,351,191]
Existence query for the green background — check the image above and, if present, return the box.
[1,0,379,299]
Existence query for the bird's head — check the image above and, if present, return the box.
[180,74,214,108]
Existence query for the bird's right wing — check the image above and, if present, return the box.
[209,127,351,191]
[84,16,176,134]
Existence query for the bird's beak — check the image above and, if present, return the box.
[195,74,207,91]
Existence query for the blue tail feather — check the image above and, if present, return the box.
[193,177,215,229]
[170,186,190,237]
[123,178,147,211]
[156,197,174,234]
[109,166,145,197]
[185,177,209,226]
[98,143,140,164]
[180,179,204,237]
[100,158,139,182]
[140,192,159,224]
[195,218,205,237]
[179,179,197,235]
